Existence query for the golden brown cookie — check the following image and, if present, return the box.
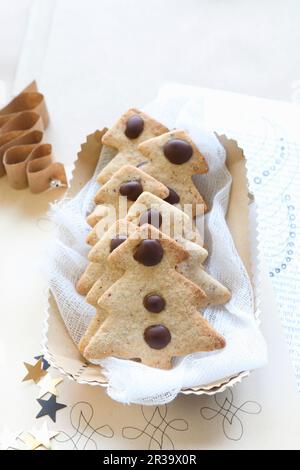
[81,192,230,306]
[126,191,202,245]
[76,219,135,296]
[79,221,185,353]
[86,205,110,228]
[138,129,208,217]
[79,222,229,355]
[97,109,168,184]
[78,306,108,356]
[87,231,229,309]
[177,243,231,306]
[76,262,103,296]
[83,225,225,369]
[82,189,204,304]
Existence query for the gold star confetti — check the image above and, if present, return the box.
[21,423,59,450]
[22,358,47,384]
[38,374,63,398]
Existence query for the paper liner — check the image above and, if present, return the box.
[42,128,260,398]
[0,82,67,192]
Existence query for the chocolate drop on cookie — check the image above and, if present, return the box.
[110,235,127,252]
[143,294,166,313]
[125,115,144,139]
[164,187,180,204]
[163,138,193,164]
[139,209,162,229]
[144,325,171,349]
[134,239,164,266]
[119,180,143,201]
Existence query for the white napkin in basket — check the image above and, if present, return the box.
[48,84,267,405]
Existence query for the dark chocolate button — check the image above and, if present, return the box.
[134,239,163,266]
[119,180,143,201]
[139,209,162,229]
[110,235,127,252]
[125,115,144,139]
[164,187,180,204]
[163,138,193,164]
[144,325,171,349]
[143,294,166,313]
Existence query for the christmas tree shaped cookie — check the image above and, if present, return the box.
[76,261,103,296]
[84,222,205,310]
[125,192,230,305]
[138,129,208,216]
[79,234,229,355]
[80,192,230,306]
[79,216,229,352]
[87,235,230,310]
[83,224,225,369]
[81,190,203,295]
[76,219,135,296]
[97,109,168,184]
[177,241,231,306]
[126,191,202,245]
[86,164,169,229]
[87,230,229,309]
[78,220,136,352]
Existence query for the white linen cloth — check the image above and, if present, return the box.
[47,84,267,405]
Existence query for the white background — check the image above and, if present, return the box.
[1,0,300,100]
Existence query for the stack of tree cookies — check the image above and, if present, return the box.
[76,109,231,369]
